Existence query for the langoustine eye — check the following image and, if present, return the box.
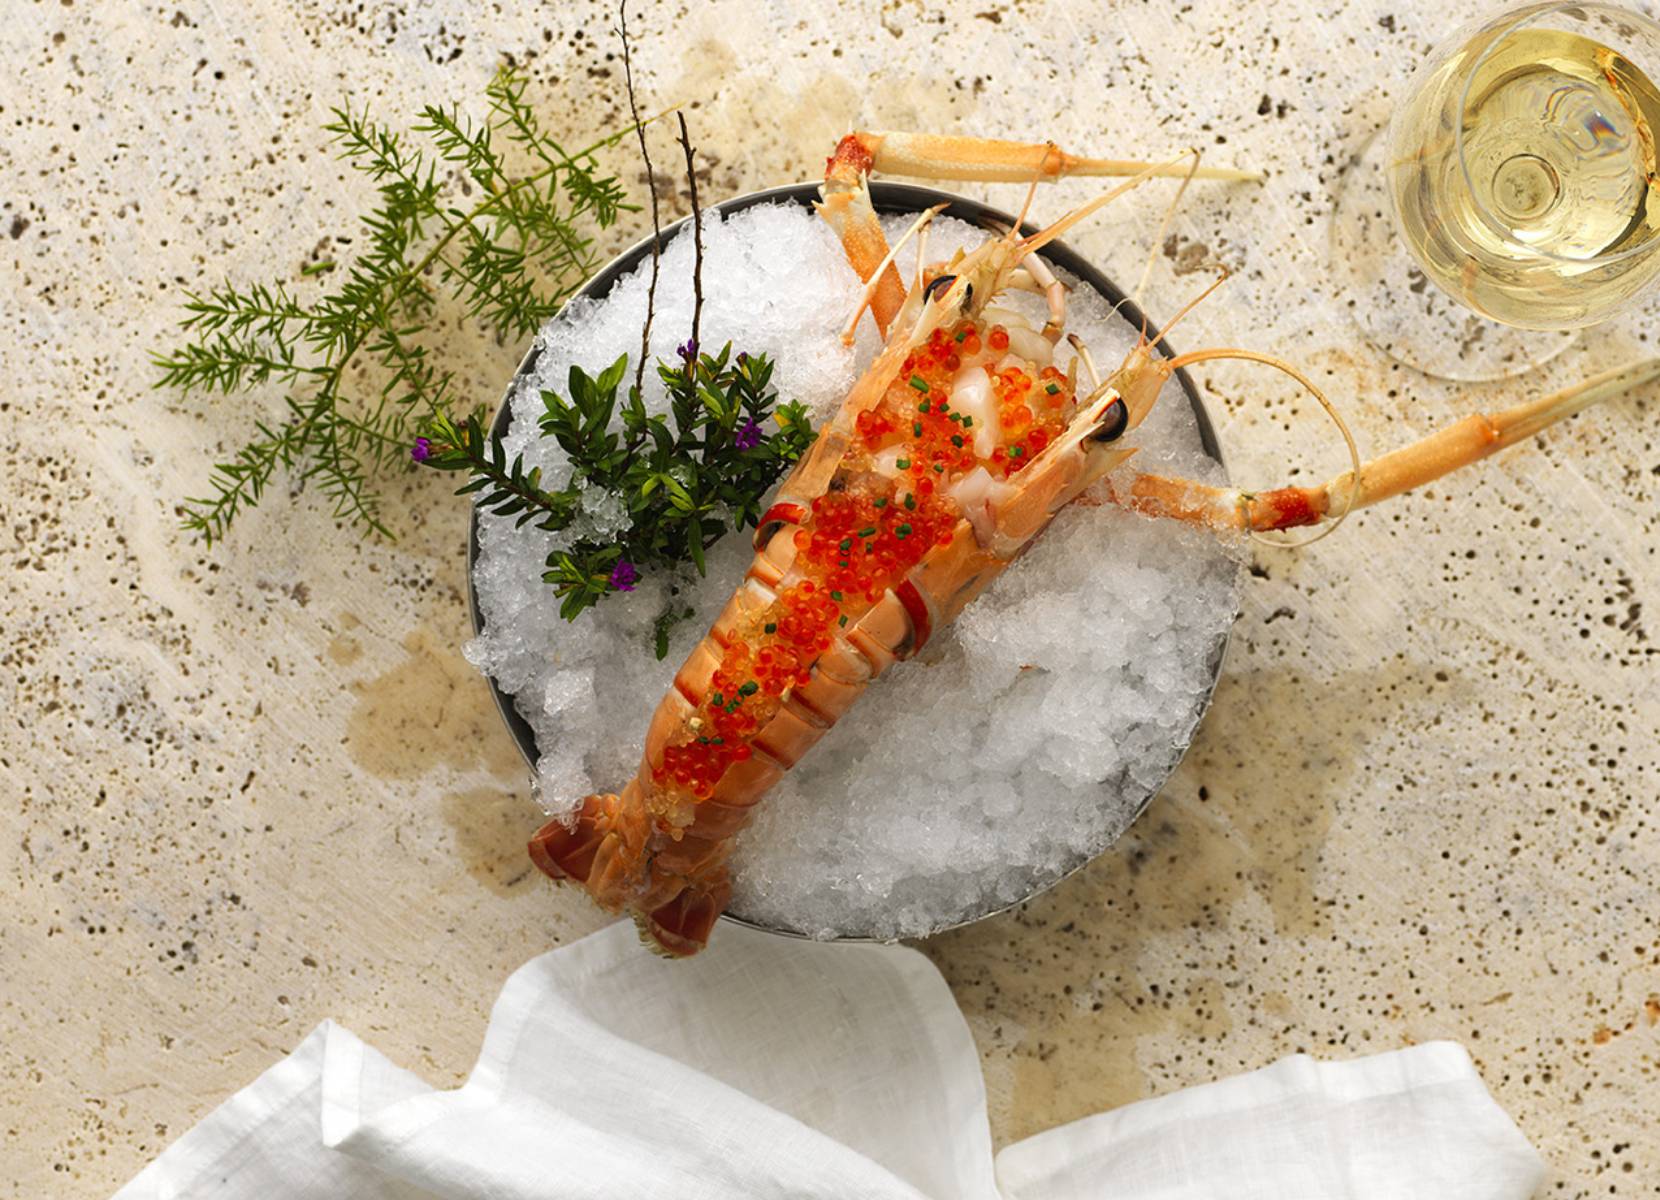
[1091,397,1129,443]
[923,274,970,306]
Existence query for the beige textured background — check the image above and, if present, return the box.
[4,0,1657,1195]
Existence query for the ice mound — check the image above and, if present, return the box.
[467,202,1240,939]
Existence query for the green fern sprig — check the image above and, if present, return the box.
[154,64,637,544]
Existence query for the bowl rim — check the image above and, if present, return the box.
[466,179,1234,942]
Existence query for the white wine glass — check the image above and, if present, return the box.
[1332,1,1660,380]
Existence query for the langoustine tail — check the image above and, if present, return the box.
[529,781,743,957]
[528,788,648,908]
[639,871,731,958]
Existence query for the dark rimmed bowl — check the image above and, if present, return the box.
[467,181,1232,941]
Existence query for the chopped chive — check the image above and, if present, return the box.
[948,412,962,423]
[933,462,945,473]
[830,590,843,601]
[874,497,889,509]
[918,400,931,413]
[896,458,911,469]
[912,422,923,437]
[838,559,849,568]
[839,614,849,627]
[697,737,710,744]
[904,493,917,510]
[864,541,875,553]
[739,681,758,697]
[857,526,876,537]
[764,622,777,634]
[1010,445,1024,457]
[951,435,964,448]
[909,375,929,392]
[712,736,725,744]
[897,523,912,538]
[1045,382,1060,395]
[962,416,973,427]
[727,700,741,713]
[839,538,852,552]
[710,692,725,707]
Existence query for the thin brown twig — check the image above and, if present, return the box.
[676,111,703,358]
[618,1,660,395]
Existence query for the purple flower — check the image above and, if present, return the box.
[608,559,639,592]
[410,436,432,463]
[734,419,762,450]
[676,337,698,363]
[735,351,749,366]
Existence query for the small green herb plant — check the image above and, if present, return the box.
[418,343,814,650]
[154,65,633,543]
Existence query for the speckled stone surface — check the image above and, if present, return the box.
[4,1,1657,1195]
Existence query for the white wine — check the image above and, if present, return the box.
[1389,17,1660,329]
[1462,30,1660,259]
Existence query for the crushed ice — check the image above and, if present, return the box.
[467,203,1240,939]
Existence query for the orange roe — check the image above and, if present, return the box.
[654,316,1081,803]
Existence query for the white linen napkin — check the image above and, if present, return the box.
[115,920,1543,1200]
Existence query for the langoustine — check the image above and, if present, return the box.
[528,132,1658,956]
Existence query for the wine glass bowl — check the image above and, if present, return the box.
[1332,1,1660,379]
[1389,1,1660,331]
